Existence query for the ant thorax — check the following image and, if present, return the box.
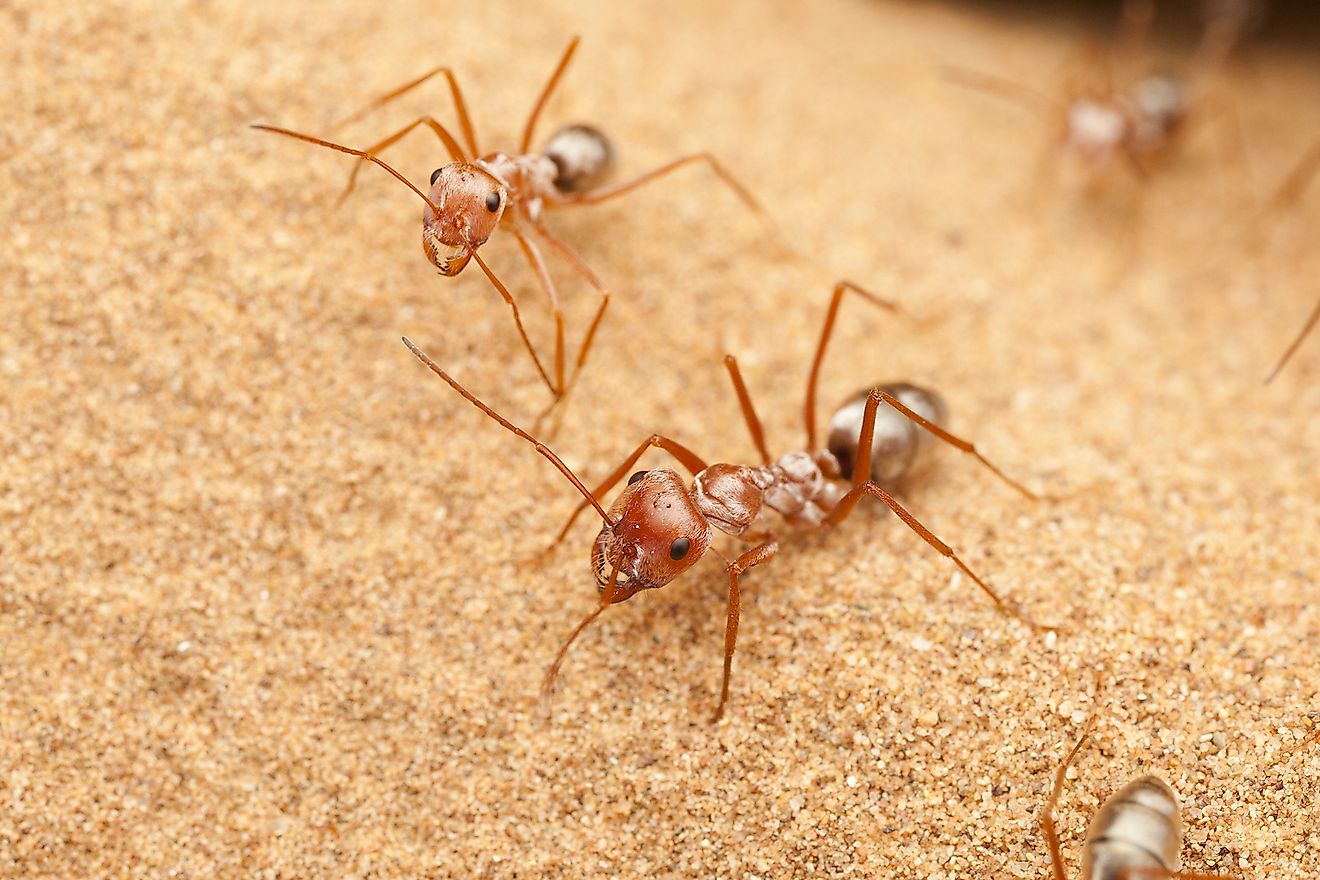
[691,451,847,535]
[476,152,559,222]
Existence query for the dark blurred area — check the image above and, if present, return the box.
[941,0,1320,52]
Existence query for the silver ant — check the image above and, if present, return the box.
[947,0,1256,181]
[1040,713,1235,880]
[255,36,764,403]
[403,281,1057,721]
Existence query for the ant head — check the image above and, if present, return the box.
[591,469,711,602]
[421,163,508,276]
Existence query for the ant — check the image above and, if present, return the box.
[946,0,1254,181]
[1040,713,1234,880]
[1259,138,1320,383]
[255,37,764,404]
[402,281,1058,721]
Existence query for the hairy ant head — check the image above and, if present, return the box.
[591,470,711,602]
[421,163,508,276]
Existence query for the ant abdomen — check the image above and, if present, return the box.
[1082,775,1183,880]
[543,124,615,194]
[826,383,947,486]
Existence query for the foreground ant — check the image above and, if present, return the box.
[1041,716,1234,880]
[403,281,1057,721]
[255,37,763,403]
[947,0,1252,180]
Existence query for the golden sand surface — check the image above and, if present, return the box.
[3,1,1318,877]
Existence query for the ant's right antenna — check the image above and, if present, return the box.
[402,338,611,524]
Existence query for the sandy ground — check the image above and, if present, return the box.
[3,0,1319,877]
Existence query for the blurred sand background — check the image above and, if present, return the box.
[3,0,1319,877]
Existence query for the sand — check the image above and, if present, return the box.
[2,0,1318,877]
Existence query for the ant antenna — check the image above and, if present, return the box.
[402,338,611,523]
[251,125,445,216]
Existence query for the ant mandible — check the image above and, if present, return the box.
[255,37,764,403]
[403,281,1059,721]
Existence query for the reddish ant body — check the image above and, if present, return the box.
[403,282,1057,721]
[255,37,762,403]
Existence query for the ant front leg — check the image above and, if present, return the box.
[544,435,709,553]
[713,540,778,723]
[467,251,557,398]
[825,390,1059,633]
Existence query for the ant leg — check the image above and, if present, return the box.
[553,153,766,216]
[1267,139,1320,214]
[510,227,566,394]
[869,387,1039,500]
[1041,714,1096,880]
[520,36,581,154]
[545,435,708,553]
[1245,139,1320,248]
[723,355,771,465]
[251,125,442,215]
[1265,294,1320,384]
[468,251,557,398]
[528,221,611,390]
[803,280,900,450]
[530,220,605,291]
[337,116,470,206]
[331,65,479,158]
[713,540,778,723]
[825,390,1058,632]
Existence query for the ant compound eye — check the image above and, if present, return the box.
[485,191,502,212]
[429,168,444,186]
[669,537,691,561]
[627,470,648,485]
